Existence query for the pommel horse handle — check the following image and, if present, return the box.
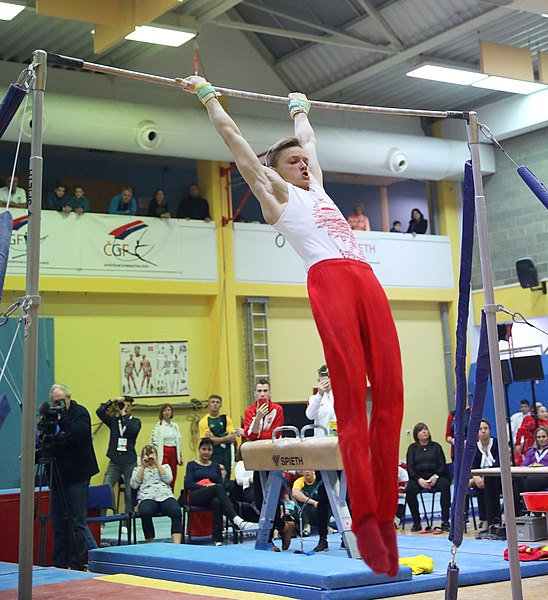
[271,425,299,440]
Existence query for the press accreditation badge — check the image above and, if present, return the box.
[117,437,128,451]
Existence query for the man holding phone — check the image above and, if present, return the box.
[243,380,292,550]
[305,365,337,552]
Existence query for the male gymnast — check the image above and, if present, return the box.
[178,75,404,576]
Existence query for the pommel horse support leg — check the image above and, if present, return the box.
[241,426,360,558]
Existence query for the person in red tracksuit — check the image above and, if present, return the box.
[243,380,293,551]
[180,75,404,576]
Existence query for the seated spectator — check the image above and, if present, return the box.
[405,422,451,532]
[183,438,255,546]
[346,203,371,231]
[234,450,254,504]
[176,183,211,221]
[396,463,409,526]
[129,444,182,544]
[69,185,90,214]
[516,426,548,506]
[109,185,137,215]
[291,470,324,536]
[390,220,403,233]
[0,175,27,208]
[406,208,428,235]
[46,184,70,212]
[470,420,502,533]
[515,404,548,465]
[510,399,531,441]
[148,188,171,218]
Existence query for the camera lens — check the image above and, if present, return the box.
[117,401,125,410]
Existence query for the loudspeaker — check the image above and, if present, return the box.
[516,257,539,288]
[510,355,544,382]
[500,359,512,385]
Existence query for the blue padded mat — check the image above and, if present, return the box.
[87,534,548,600]
[0,562,98,591]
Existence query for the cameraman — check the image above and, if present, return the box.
[37,383,99,570]
[96,395,141,513]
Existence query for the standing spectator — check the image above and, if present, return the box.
[346,203,371,231]
[37,383,99,570]
[151,403,183,491]
[510,399,531,440]
[176,183,211,221]
[46,184,70,212]
[405,422,451,532]
[109,185,137,215]
[305,364,336,552]
[69,185,90,214]
[243,379,293,550]
[406,208,428,235]
[515,403,548,465]
[96,396,141,513]
[0,175,27,208]
[390,220,403,233]
[148,188,171,218]
[198,394,237,479]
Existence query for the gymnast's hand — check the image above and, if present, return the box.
[177,75,207,94]
[288,92,309,102]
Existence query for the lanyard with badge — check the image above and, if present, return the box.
[117,417,129,451]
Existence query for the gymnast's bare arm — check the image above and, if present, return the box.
[290,92,323,188]
[179,76,288,225]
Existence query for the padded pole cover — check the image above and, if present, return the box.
[241,437,343,471]
[517,166,548,210]
[0,84,26,140]
[0,211,13,301]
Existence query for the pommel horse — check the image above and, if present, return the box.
[241,425,359,558]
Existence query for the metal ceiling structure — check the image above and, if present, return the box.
[0,1,547,112]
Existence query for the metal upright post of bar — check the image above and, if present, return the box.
[18,48,46,600]
[467,112,523,600]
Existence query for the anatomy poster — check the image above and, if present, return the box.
[120,341,189,397]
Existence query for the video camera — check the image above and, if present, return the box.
[107,399,126,410]
[37,402,66,456]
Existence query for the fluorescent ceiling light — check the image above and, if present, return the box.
[125,25,196,47]
[406,65,487,86]
[472,75,547,94]
[0,2,24,20]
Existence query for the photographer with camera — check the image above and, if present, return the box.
[36,383,99,570]
[96,395,141,514]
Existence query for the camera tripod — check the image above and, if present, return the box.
[34,455,79,568]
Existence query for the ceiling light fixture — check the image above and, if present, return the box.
[406,64,547,95]
[125,25,196,47]
[0,1,24,21]
[406,65,487,86]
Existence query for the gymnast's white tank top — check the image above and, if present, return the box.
[272,182,366,272]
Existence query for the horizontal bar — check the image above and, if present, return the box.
[46,52,468,120]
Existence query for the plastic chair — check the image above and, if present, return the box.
[115,475,126,513]
[87,484,131,545]
[180,489,236,544]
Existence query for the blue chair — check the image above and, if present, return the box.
[87,484,131,545]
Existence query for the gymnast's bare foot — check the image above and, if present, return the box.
[353,516,389,574]
[379,520,400,577]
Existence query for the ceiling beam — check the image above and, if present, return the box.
[237,1,399,52]
[195,0,246,22]
[353,0,403,48]
[314,5,509,99]
[212,19,396,54]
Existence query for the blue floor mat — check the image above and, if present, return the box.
[87,533,548,599]
[0,562,97,591]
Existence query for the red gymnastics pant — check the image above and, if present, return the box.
[307,259,403,540]
[163,446,179,491]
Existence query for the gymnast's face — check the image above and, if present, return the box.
[272,147,310,190]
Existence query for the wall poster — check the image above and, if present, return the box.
[120,341,189,397]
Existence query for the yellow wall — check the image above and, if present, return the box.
[392,301,449,458]
[36,291,218,484]
[472,284,548,324]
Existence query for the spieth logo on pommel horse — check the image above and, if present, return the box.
[271,455,305,468]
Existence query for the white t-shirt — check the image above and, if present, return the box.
[0,186,27,207]
[272,182,366,272]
